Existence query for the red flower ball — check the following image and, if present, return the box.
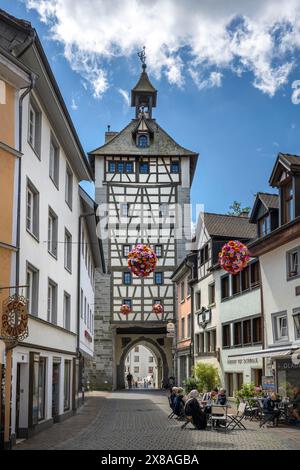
[153,303,164,314]
[127,244,158,278]
[219,240,250,275]
[120,304,132,315]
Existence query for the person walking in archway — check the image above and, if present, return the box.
[126,372,133,389]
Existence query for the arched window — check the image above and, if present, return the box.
[137,134,148,148]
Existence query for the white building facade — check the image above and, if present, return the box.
[0,13,103,443]
[248,157,300,397]
[193,211,262,397]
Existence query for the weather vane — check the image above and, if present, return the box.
[137,46,146,69]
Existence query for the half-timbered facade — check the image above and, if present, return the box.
[89,60,198,389]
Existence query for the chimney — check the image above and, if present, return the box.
[240,210,250,218]
[105,125,118,143]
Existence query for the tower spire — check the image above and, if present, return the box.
[137,46,147,71]
[131,47,157,118]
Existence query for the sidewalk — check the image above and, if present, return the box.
[14,392,109,450]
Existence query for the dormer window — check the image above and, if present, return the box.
[258,214,271,237]
[282,180,293,224]
[137,134,148,148]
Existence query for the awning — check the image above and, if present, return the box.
[228,346,298,359]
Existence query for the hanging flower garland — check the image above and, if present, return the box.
[153,303,164,314]
[219,240,250,275]
[127,244,158,278]
[120,304,132,315]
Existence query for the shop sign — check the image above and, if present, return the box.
[1,294,29,342]
[277,358,300,370]
[166,322,175,338]
[227,357,259,365]
[262,375,276,391]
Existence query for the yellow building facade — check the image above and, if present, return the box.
[0,50,31,446]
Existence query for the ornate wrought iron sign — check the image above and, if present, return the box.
[1,294,29,342]
[197,307,211,329]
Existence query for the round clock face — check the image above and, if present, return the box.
[1,295,29,341]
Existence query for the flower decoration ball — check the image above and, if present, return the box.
[120,304,132,315]
[153,303,164,314]
[127,244,158,278]
[219,240,250,275]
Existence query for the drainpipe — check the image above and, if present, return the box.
[15,73,36,294]
[186,254,197,376]
[258,262,266,377]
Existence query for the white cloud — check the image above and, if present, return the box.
[71,97,78,110]
[25,0,300,97]
[117,88,130,107]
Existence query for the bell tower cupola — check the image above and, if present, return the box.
[131,47,157,119]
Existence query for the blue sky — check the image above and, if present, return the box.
[3,0,300,218]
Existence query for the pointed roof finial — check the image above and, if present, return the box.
[137,46,146,70]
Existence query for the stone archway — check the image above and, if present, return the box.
[117,336,169,390]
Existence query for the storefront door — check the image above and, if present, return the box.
[52,359,60,418]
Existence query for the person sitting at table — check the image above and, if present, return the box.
[173,387,185,418]
[169,387,178,411]
[262,392,281,426]
[202,388,218,402]
[184,390,207,430]
[217,388,227,406]
[290,387,300,424]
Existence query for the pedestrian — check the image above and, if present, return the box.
[126,372,133,389]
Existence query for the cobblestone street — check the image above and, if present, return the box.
[14,391,300,451]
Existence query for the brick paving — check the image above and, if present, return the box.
[14,390,300,450]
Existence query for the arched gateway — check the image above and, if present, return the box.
[117,336,170,389]
[88,53,198,390]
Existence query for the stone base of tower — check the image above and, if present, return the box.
[89,271,114,390]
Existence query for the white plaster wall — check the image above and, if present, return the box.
[19,92,81,335]
[260,238,300,347]
[80,219,95,357]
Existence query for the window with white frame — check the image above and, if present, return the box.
[47,280,57,324]
[49,136,59,187]
[48,208,58,258]
[80,289,83,319]
[26,263,39,316]
[26,179,39,238]
[84,297,87,324]
[287,248,299,278]
[28,99,41,156]
[292,309,300,340]
[64,229,72,272]
[195,290,201,311]
[273,312,289,342]
[65,164,73,209]
[63,292,71,330]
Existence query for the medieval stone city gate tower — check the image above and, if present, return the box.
[89,56,198,390]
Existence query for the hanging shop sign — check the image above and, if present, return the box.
[166,322,175,338]
[1,294,29,342]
